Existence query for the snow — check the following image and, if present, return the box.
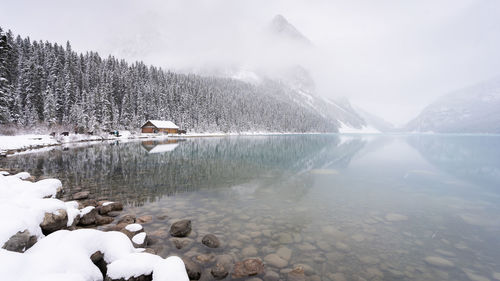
[145,120,179,129]
[337,121,381,134]
[0,173,189,281]
[125,223,143,232]
[0,133,171,156]
[132,232,146,244]
[80,206,95,216]
[102,201,114,207]
[0,134,58,150]
[0,173,82,245]
[0,229,189,281]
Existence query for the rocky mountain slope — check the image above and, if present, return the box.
[407,77,500,133]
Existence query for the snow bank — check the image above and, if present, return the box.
[0,134,58,150]
[0,173,189,281]
[0,229,188,281]
[0,172,80,245]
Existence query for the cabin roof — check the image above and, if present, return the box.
[142,120,179,129]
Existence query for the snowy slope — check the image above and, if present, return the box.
[407,77,500,133]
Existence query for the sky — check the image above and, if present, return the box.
[1,0,500,125]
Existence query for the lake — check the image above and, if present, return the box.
[1,134,500,281]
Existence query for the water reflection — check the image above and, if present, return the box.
[0,135,365,206]
[407,135,500,189]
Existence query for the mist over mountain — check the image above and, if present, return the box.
[407,77,500,134]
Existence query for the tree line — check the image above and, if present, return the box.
[0,27,336,133]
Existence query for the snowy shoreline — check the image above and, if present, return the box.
[0,171,189,281]
[0,130,389,157]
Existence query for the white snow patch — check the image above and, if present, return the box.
[125,224,143,232]
[0,229,188,281]
[0,171,10,175]
[338,121,381,134]
[80,206,95,216]
[132,232,146,245]
[0,173,188,281]
[102,201,114,207]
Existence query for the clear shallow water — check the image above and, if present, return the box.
[2,135,500,281]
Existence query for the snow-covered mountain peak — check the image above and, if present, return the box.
[267,14,312,45]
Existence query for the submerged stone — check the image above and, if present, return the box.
[424,256,455,268]
[232,258,265,278]
[170,219,192,237]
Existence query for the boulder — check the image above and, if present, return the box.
[170,220,191,237]
[287,265,307,281]
[99,202,123,215]
[136,215,153,224]
[2,230,37,252]
[121,223,144,239]
[264,253,288,268]
[169,238,194,249]
[183,258,202,280]
[232,258,265,278]
[116,214,136,225]
[79,208,98,226]
[40,209,68,234]
[211,263,229,280]
[95,215,114,226]
[202,234,220,248]
[72,191,90,200]
[132,232,147,248]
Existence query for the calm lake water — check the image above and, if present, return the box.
[2,134,500,281]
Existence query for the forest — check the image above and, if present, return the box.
[0,27,337,133]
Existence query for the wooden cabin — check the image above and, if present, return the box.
[141,120,179,134]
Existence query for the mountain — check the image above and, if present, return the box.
[354,106,395,132]
[266,14,312,46]
[407,77,500,133]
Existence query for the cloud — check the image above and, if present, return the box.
[2,0,500,125]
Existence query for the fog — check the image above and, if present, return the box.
[2,0,500,125]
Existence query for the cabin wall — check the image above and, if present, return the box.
[142,127,154,133]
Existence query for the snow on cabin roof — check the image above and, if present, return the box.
[143,120,179,129]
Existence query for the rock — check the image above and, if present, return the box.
[276,233,293,244]
[293,264,314,276]
[132,232,147,248]
[215,254,234,270]
[465,271,490,281]
[264,254,288,268]
[2,230,37,252]
[263,270,280,281]
[169,238,194,249]
[424,256,455,268]
[116,214,136,225]
[121,223,144,239]
[90,251,107,277]
[288,265,306,281]
[202,234,220,248]
[385,213,408,222]
[170,219,191,237]
[104,274,151,281]
[95,215,114,226]
[40,209,68,234]
[276,247,292,261]
[136,215,153,224]
[79,208,98,226]
[211,263,229,280]
[106,211,121,217]
[195,254,215,264]
[99,202,123,215]
[232,258,265,278]
[242,246,258,257]
[72,191,90,200]
[183,258,202,280]
[150,230,168,238]
[78,199,98,208]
